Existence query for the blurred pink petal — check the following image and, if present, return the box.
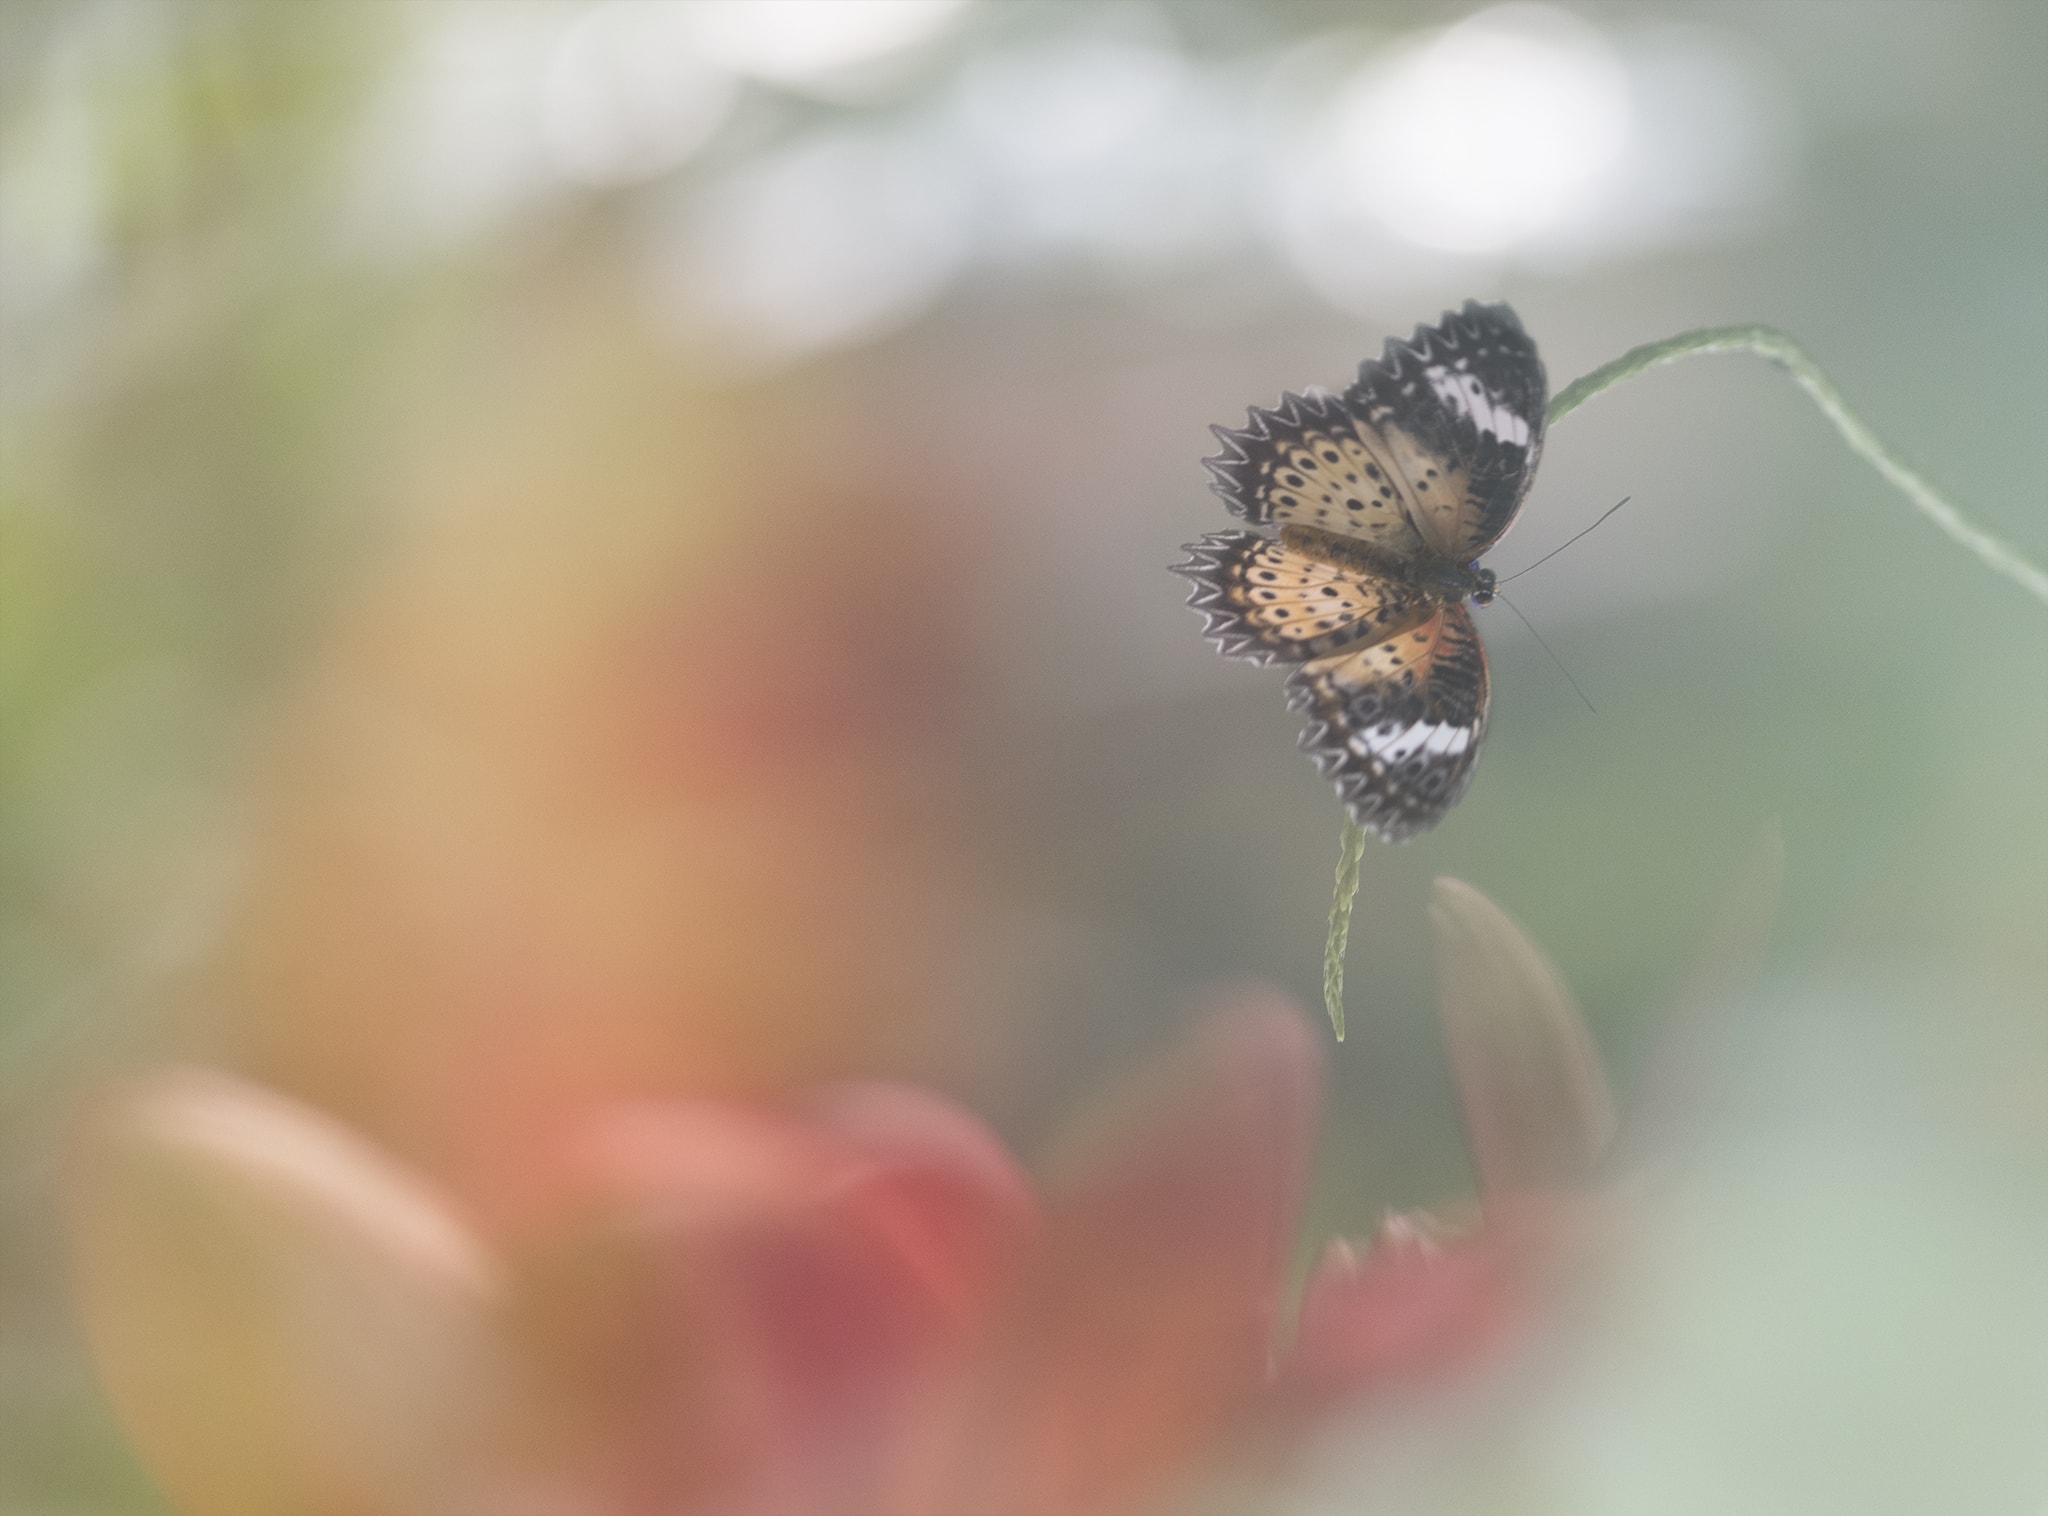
[498,1085,1041,1515]
[892,994,1323,1516]
[1283,1211,1548,1411]
[802,1080,1044,1330]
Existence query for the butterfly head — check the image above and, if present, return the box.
[1470,566,1497,606]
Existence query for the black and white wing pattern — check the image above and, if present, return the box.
[1344,300,1546,557]
[1286,602,1490,843]
[1176,301,1548,842]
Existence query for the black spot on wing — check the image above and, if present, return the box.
[1173,530,1297,666]
[1203,388,1347,524]
[1171,530,1426,666]
[1200,388,1432,556]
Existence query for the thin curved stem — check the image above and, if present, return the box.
[1549,324,2048,605]
[1320,321,2048,1041]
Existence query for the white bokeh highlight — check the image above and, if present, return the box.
[344,3,569,249]
[947,35,1245,270]
[684,0,968,89]
[1334,5,1633,257]
[332,0,1788,371]
[647,129,969,372]
[1269,5,1790,310]
[540,2,735,186]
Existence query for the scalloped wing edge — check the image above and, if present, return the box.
[1283,674,1489,844]
[1356,300,1541,417]
[1170,530,1300,667]
[1200,387,1347,523]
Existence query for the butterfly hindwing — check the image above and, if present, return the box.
[1346,301,1546,559]
[1286,601,1491,842]
[1174,531,1432,665]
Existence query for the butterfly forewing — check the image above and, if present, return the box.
[1346,302,1546,558]
[1286,602,1491,842]
[1203,391,1435,559]
[1174,532,1433,665]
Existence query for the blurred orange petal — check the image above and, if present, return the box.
[63,1068,507,1516]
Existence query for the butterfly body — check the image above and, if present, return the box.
[1275,523,1496,606]
[1174,301,1546,842]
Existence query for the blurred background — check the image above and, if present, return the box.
[4,1,2047,1510]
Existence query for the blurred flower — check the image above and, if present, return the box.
[65,1000,1308,1515]
[1274,878,1614,1425]
[66,877,1619,1514]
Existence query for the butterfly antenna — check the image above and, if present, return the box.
[1494,592,1596,714]
[1497,496,1630,585]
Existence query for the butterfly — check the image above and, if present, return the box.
[1173,301,1547,842]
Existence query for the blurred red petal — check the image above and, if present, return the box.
[894,993,1322,1516]
[503,1085,1038,1515]
[805,1081,1043,1331]
[1283,1217,1528,1410]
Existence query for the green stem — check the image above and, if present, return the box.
[1323,816,1367,1039]
[1549,324,2048,605]
[1320,322,2048,1040]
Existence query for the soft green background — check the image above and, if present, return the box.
[5,2,2046,1509]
